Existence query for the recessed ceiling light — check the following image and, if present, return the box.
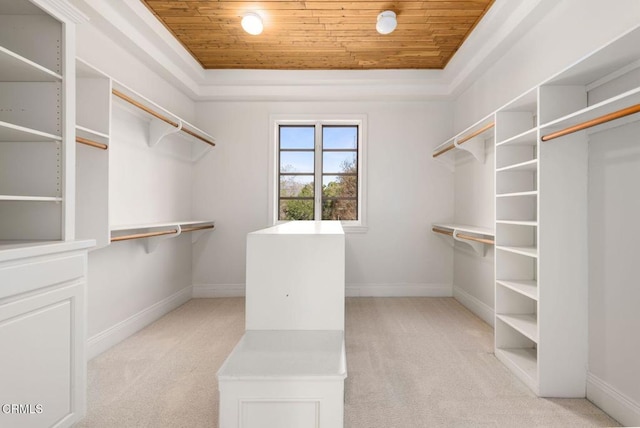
[376,11,397,35]
[242,13,263,35]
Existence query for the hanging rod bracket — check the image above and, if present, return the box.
[145,225,182,253]
[454,134,485,164]
[149,117,182,148]
[453,230,486,256]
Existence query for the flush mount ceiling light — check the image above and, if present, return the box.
[376,11,397,35]
[241,12,263,35]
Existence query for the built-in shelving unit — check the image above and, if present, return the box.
[432,115,494,171]
[74,59,217,249]
[494,67,542,397]
[0,0,71,244]
[492,23,640,397]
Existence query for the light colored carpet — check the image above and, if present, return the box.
[77,297,619,427]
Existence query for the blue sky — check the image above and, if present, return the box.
[280,126,357,173]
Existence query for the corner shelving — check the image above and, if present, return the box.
[494,76,540,397]
[492,23,640,398]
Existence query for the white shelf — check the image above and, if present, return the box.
[497,279,538,301]
[76,125,109,140]
[0,120,61,142]
[496,159,538,173]
[496,220,537,227]
[496,128,538,147]
[495,348,538,390]
[497,245,538,258]
[432,223,494,237]
[496,314,538,343]
[110,220,214,233]
[0,195,62,202]
[0,45,62,82]
[496,190,538,198]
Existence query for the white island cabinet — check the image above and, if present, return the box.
[219,221,347,428]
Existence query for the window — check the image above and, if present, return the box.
[270,116,367,232]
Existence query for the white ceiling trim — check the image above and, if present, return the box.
[71,0,557,102]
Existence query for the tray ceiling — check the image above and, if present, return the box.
[140,0,495,70]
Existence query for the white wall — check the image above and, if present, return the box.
[192,100,455,297]
[454,0,640,131]
[75,21,198,358]
[451,142,495,326]
[452,0,640,424]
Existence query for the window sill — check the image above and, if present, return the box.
[341,224,368,234]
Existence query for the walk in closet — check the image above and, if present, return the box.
[2,0,639,427]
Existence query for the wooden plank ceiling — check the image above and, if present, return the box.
[141,0,495,70]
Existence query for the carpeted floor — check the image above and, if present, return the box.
[77,297,619,427]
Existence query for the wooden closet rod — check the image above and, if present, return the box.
[432,227,454,237]
[111,229,178,242]
[432,122,495,158]
[76,136,108,150]
[541,103,640,142]
[455,233,495,245]
[110,224,214,243]
[112,89,216,147]
[181,224,215,233]
[431,227,495,245]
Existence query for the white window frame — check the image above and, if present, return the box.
[269,114,368,233]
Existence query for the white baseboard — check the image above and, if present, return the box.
[87,285,192,360]
[452,285,495,327]
[345,283,452,297]
[192,283,245,297]
[192,283,451,298]
[587,372,640,427]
